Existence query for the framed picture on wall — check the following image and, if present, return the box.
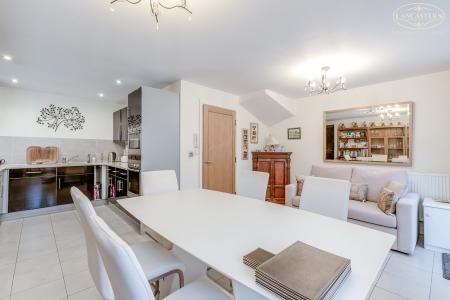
[250,123,258,144]
[288,127,301,140]
[241,128,249,160]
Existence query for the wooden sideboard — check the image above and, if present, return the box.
[252,152,291,205]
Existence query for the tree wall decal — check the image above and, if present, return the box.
[36,104,86,132]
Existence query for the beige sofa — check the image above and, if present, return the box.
[285,165,420,254]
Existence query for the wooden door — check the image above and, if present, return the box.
[202,105,236,194]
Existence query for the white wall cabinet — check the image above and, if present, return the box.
[423,198,450,252]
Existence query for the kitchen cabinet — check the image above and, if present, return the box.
[108,166,128,198]
[252,152,291,205]
[8,168,57,212]
[113,107,128,145]
[57,166,94,205]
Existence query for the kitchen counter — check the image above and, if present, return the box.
[0,161,129,171]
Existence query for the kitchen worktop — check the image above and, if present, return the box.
[0,161,129,172]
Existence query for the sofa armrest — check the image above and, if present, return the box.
[396,193,420,254]
[285,183,297,207]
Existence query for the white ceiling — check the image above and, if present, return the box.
[1,0,449,103]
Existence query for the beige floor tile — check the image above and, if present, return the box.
[389,247,434,272]
[60,255,88,277]
[369,287,407,300]
[17,235,57,261]
[12,253,62,294]
[430,272,450,300]
[10,279,67,300]
[57,243,87,263]
[383,255,432,287]
[64,270,94,296]
[0,241,19,267]
[0,263,15,298]
[377,270,430,300]
[68,287,102,300]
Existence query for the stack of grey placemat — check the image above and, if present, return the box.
[243,248,275,269]
[251,241,351,300]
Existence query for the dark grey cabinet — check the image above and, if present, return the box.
[8,166,94,213]
[8,168,57,212]
[57,166,94,205]
[113,107,128,145]
[107,166,128,198]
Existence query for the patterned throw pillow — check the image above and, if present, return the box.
[378,188,399,215]
[350,183,368,202]
[296,178,304,197]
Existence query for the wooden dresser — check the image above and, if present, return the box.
[252,152,292,205]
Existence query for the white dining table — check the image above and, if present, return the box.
[118,189,395,300]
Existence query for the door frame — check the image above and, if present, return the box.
[202,104,236,194]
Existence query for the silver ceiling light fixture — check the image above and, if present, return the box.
[304,66,346,96]
[110,0,192,30]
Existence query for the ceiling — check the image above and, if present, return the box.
[1,0,449,103]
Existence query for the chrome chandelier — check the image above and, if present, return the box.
[110,0,192,30]
[304,66,346,96]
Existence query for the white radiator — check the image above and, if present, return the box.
[408,172,450,201]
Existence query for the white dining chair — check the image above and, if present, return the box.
[91,214,232,300]
[300,176,351,221]
[142,170,179,195]
[141,170,179,247]
[70,187,186,298]
[237,170,270,201]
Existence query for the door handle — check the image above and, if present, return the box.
[203,161,212,165]
[26,171,42,175]
[58,178,61,189]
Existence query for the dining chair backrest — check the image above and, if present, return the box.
[300,176,351,221]
[141,170,179,195]
[70,187,114,300]
[237,170,270,201]
[91,215,155,300]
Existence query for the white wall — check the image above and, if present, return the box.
[177,80,268,189]
[0,87,125,140]
[269,70,450,181]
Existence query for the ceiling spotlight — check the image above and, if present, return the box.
[99,93,104,98]
[3,54,12,61]
[109,7,115,12]
[115,79,122,85]
[11,78,18,84]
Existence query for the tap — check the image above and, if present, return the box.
[62,155,79,164]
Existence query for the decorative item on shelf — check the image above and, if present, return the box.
[381,122,386,127]
[397,122,402,126]
[250,123,259,144]
[369,122,376,127]
[304,66,346,96]
[287,127,301,140]
[265,134,280,152]
[110,0,192,30]
[338,123,345,129]
[241,128,249,160]
[361,121,367,127]
[351,122,358,128]
[128,114,142,133]
[36,104,85,132]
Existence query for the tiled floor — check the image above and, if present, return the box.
[0,205,449,300]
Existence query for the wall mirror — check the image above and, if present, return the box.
[324,101,413,166]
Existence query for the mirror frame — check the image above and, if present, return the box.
[323,101,413,167]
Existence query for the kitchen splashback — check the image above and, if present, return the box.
[0,136,124,164]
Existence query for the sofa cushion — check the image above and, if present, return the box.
[350,183,368,202]
[378,188,399,215]
[351,168,408,203]
[310,165,353,181]
[348,200,397,228]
